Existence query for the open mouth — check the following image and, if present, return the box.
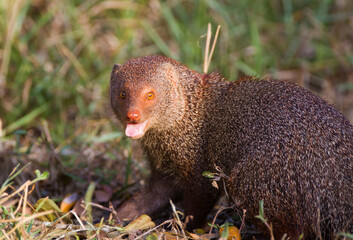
[125,120,148,139]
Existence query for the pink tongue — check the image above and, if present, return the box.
[125,121,147,138]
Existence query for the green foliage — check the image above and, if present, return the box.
[1,163,31,189]
[202,171,215,178]
[33,169,49,183]
[84,181,96,223]
[1,2,352,237]
[338,232,353,239]
[255,200,275,240]
[220,221,230,239]
[1,0,352,144]
[255,199,266,223]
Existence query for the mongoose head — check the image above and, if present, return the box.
[110,56,186,139]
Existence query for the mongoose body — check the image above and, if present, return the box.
[110,56,353,239]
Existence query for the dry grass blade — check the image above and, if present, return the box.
[0,118,3,137]
[71,209,87,231]
[86,1,139,17]
[0,210,54,240]
[203,23,221,74]
[169,199,187,239]
[0,180,31,205]
[0,229,10,240]
[57,43,88,80]
[55,40,85,79]
[0,0,27,96]
[21,181,29,221]
[21,78,32,108]
[1,1,353,239]
[208,205,234,235]
[133,220,173,240]
[207,25,221,70]
[203,23,212,74]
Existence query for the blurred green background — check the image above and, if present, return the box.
[1,0,353,143]
[1,2,352,236]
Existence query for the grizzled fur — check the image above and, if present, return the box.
[110,55,353,239]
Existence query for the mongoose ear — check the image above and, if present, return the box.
[158,63,179,86]
[111,64,122,79]
[158,63,185,104]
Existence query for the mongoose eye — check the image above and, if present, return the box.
[146,92,154,100]
[120,91,126,99]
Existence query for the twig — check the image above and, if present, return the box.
[208,205,235,235]
[238,209,246,233]
[56,229,89,240]
[71,210,87,230]
[169,199,187,240]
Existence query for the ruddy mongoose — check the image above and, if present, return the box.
[110,55,353,239]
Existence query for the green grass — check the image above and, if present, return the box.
[0,0,353,238]
[1,0,353,142]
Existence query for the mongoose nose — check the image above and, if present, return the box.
[127,110,141,121]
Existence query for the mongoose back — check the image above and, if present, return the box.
[110,55,353,239]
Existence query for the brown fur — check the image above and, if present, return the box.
[110,55,353,239]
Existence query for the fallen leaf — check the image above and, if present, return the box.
[95,189,112,202]
[194,228,205,234]
[146,233,158,240]
[211,180,219,189]
[34,198,69,222]
[60,193,80,212]
[188,232,200,239]
[73,197,85,216]
[124,214,156,232]
[219,225,241,240]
